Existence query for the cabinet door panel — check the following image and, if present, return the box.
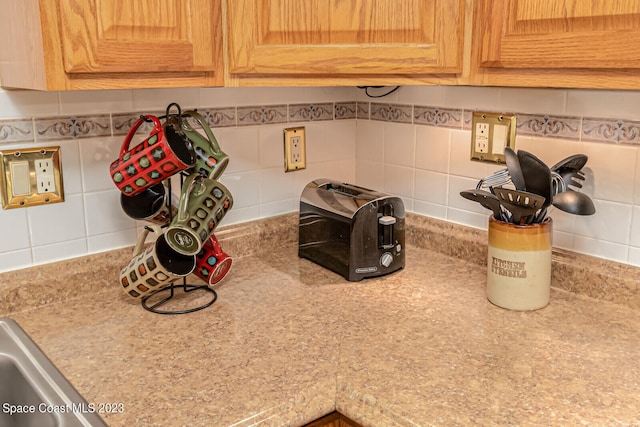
[479,0,640,68]
[57,0,218,74]
[229,0,465,75]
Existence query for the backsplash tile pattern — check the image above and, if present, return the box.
[413,106,463,129]
[370,103,412,123]
[199,107,237,128]
[289,103,334,121]
[355,87,640,267]
[1,86,640,272]
[335,102,357,120]
[0,119,33,143]
[517,114,581,140]
[356,102,369,119]
[582,117,640,144]
[111,111,164,136]
[237,104,288,126]
[35,115,111,140]
[0,88,359,272]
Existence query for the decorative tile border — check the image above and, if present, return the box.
[334,102,357,120]
[582,117,640,144]
[0,119,33,143]
[289,103,334,121]
[197,107,236,128]
[370,103,413,123]
[111,111,164,136]
[237,104,288,126]
[356,102,369,119]
[414,106,463,129]
[2,100,640,146]
[517,114,581,140]
[35,115,111,141]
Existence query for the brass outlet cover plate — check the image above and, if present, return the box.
[470,112,517,164]
[1,146,64,209]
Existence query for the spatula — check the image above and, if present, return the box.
[460,189,504,221]
[504,147,526,191]
[517,150,553,208]
[493,188,545,224]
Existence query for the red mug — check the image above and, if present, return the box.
[195,235,233,286]
[110,115,195,197]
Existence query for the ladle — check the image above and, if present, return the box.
[552,191,596,215]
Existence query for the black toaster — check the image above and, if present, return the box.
[298,179,405,281]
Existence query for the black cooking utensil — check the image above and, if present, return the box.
[550,154,588,172]
[552,191,596,215]
[460,189,504,220]
[493,187,545,224]
[517,150,553,208]
[504,147,526,191]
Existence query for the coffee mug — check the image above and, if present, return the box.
[165,173,233,255]
[120,226,196,299]
[182,110,229,179]
[120,182,177,225]
[110,115,195,196]
[195,235,233,286]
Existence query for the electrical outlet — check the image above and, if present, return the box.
[283,127,306,172]
[0,146,64,209]
[35,158,56,194]
[475,123,489,153]
[470,112,517,163]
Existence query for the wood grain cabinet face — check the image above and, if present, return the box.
[473,0,640,88]
[479,0,640,68]
[227,0,466,76]
[0,0,223,90]
[57,0,219,74]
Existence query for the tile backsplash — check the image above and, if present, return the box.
[0,85,639,272]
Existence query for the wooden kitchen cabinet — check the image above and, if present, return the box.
[226,0,469,86]
[0,0,223,90]
[471,0,640,88]
[304,411,363,427]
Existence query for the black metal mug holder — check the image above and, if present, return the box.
[137,107,219,315]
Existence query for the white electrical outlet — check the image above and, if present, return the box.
[475,123,489,154]
[283,127,307,172]
[35,158,56,194]
[290,136,302,163]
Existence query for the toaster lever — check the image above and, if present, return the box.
[379,215,396,249]
[379,216,396,226]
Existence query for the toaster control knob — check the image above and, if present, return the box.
[380,252,393,268]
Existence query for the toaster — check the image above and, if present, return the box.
[298,179,405,281]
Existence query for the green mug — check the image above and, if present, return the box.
[165,173,233,255]
[182,110,229,179]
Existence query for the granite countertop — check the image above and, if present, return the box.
[2,214,640,426]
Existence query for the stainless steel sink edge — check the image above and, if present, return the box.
[0,318,108,427]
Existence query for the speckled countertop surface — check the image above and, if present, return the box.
[2,214,640,426]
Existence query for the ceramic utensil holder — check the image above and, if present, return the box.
[487,216,552,311]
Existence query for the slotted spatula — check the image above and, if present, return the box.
[493,188,545,224]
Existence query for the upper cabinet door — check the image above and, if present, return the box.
[227,0,466,76]
[57,0,219,74]
[478,0,640,69]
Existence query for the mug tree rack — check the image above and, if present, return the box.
[137,109,218,315]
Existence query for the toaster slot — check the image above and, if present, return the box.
[378,205,395,249]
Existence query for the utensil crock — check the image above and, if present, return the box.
[487,216,552,311]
